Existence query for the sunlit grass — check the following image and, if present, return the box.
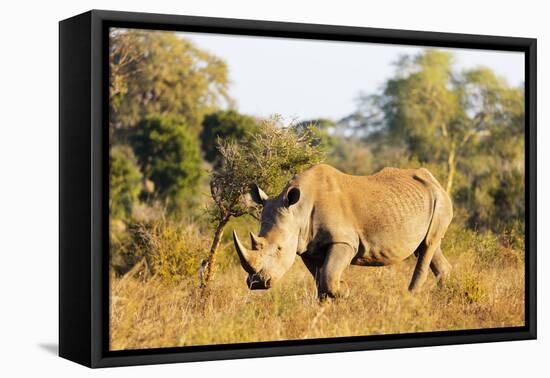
[110,226,524,351]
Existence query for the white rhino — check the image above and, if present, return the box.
[233,164,453,300]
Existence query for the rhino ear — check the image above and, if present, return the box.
[286,187,301,207]
[250,183,268,205]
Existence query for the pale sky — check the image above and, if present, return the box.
[179,31,525,122]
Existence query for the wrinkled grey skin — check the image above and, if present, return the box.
[233,164,453,300]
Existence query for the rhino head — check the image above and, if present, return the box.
[233,183,302,290]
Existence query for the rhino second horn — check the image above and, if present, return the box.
[250,232,262,250]
[233,230,257,274]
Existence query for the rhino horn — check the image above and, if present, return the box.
[233,230,258,274]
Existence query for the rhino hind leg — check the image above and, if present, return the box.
[319,243,354,301]
[429,246,452,286]
[408,195,453,292]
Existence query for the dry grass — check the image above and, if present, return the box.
[110,226,524,350]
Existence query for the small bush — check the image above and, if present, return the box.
[129,219,210,283]
[472,231,500,267]
[443,222,524,268]
[500,220,525,251]
[439,271,489,305]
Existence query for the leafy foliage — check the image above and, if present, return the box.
[200,110,259,163]
[109,145,142,219]
[109,29,231,131]
[294,118,337,148]
[209,117,326,222]
[129,115,203,210]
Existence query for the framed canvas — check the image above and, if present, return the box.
[59,10,537,368]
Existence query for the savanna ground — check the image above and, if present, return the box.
[110,222,524,350]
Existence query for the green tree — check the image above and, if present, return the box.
[200,110,258,163]
[354,49,523,195]
[110,145,142,219]
[109,29,232,132]
[459,74,525,229]
[129,115,203,211]
[203,117,325,285]
[348,49,524,231]
[376,51,460,190]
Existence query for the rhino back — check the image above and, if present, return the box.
[296,165,441,265]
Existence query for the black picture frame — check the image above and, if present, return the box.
[59,9,537,368]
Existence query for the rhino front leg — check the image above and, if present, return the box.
[319,243,354,301]
[301,254,321,294]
